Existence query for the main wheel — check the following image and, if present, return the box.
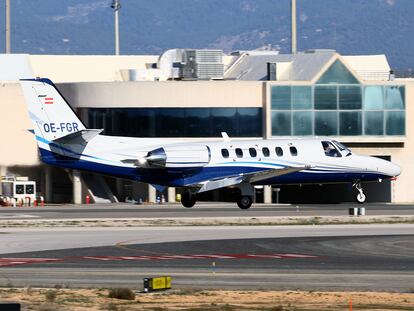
[181,192,196,208]
[356,192,366,204]
[237,195,253,210]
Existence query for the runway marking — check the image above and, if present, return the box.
[81,253,318,261]
[0,214,39,219]
[0,258,61,267]
[0,253,318,267]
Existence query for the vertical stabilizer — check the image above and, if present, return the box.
[20,78,86,146]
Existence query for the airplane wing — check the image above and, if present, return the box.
[196,165,312,193]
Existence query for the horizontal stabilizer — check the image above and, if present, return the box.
[52,129,103,146]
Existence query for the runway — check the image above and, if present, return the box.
[0,224,413,291]
[0,202,413,220]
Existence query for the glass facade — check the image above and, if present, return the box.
[87,108,262,138]
[271,60,405,137]
[272,85,405,136]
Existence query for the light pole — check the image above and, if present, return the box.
[5,0,10,53]
[111,0,121,55]
[291,0,297,54]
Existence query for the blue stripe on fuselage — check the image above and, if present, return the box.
[39,148,388,187]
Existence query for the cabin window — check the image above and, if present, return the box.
[221,148,229,158]
[235,148,243,158]
[322,141,342,157]
[290,146,298,156]
[275,147,283,157]
[262,147,270,157]
[249,148,257,157]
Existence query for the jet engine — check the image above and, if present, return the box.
[137,145,211,168]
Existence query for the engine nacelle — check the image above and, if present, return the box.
[138,145,211,168]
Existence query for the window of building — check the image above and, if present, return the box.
[235,148,243,158]
[386,111,405,135]
[385,86,405,109]
[322,141,342,157]
[364,111,384,135]
[262,147,270,157]
[271,86,291,110]
[363,86,384,110]
[293,111,313,135]
[292,86,312,109]
[87,108,262,138]
[339,85,362,109]
[339,111,362,136]
[315,111,338,135]
[315,85,337,110]
[249,148,257,157]
[290,146,298,156]
[271,111,291,136]
[275,147,283,157]
[316,60,359,84]
[221,149,229,158]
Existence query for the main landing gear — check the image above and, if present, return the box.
[180,183,255,210]
[237,195,253,209]
[181,192,196,208]
[353,181,366,204]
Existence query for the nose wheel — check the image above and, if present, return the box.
[353,181,366,204]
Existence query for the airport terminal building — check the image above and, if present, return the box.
[0,49,412,204]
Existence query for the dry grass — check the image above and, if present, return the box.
[0,287,413,311]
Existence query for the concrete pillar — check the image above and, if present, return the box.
[44,166,52,203]
[72,170,82,204]
[0,166,6,195]
[148,184,157,203]
[263,185,272,204]
[167,187,176,203]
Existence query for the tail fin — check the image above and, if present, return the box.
[20,78,86,144]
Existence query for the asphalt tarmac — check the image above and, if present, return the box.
[0,224,413,291]
[0,202,413,219]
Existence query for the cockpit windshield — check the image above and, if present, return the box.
[332,140,352,156]
[322,141,341,157]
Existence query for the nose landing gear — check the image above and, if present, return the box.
[353,181,366,204]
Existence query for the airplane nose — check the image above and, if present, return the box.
[383,160,401,177]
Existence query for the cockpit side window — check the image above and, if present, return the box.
[332,140,352,156]
[322,141,342,157]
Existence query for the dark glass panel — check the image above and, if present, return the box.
[339,86,362,110]
[364,111,384,135]
[235,148,243,158]
[315,111,338,135]
[292,86,312,109]
[262,147,270,157]
[212,108,237,137]
[314,85,337,110]
[186,108,211,137]
[290,146,298,156]
[316,60,359,84]
[271,86,291,110]
[339,111,362,136]
[292,111,313,135]
[271,111,291,136]
[385,111,405,135]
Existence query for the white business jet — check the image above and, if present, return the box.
[20,78,401,209]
